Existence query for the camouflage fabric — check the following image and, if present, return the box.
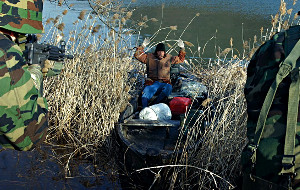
[242,25,300,189]
[46,61,64,77]
[0,0,43,34]
[0,33,48,151]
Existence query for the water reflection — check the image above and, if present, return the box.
[43,0,295,58]
[129,2,277,58]
[125,0,280,16]
[0,147,121,189]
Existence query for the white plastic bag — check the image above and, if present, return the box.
[139,103,172,120]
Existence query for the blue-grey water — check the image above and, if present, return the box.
[43,0,298,58]
[125,0,287,58]
[1,0,297,189]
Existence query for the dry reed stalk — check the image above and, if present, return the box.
[160,2,299,188]
[165,61,248,189]
[41,0,142,179]
[40,0,299,187]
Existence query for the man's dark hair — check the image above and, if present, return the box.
[154,43,167,58]
[155,43,166,53]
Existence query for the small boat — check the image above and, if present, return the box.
[116,64,211,189]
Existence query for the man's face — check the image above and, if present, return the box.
[157,51,165,59]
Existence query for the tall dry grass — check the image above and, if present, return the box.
[165,61,247,190]
[160,1,299,189]
[39,0,299,188]
[42,0,141,178]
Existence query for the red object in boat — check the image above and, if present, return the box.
[169,97,192,115]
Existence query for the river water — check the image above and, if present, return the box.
[43,0,297,58]
[0,0,297,189]
[126,0,284,58]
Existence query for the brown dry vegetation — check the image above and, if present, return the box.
[40,0,299,189]
[161,1,299,189]
[43,0,139,179]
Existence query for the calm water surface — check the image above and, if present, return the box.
[43,0,293,58]
[126,0,285,57]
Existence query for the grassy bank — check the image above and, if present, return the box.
[41,0,299,189]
